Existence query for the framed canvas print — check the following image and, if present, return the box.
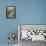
[18,24,46,41]
[18,24,46,46]
[6,6,16,19]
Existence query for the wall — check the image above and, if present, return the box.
[0,0,18,44]
[16,0,46,24]
[0,0,46,46]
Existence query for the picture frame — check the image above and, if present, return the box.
[18,24,46,41]
[6,6,16,19]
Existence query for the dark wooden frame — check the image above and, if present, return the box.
[6,6,16,19]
